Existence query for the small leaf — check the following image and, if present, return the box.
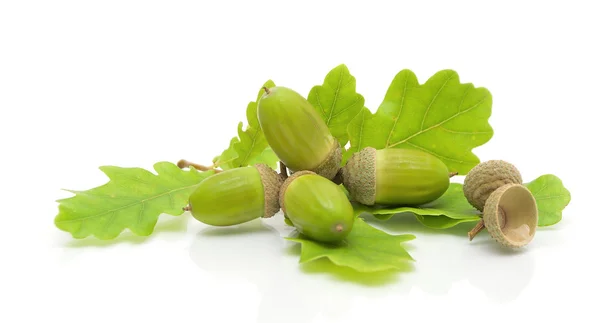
[346,69,493,174]
[248,147,279,170]
[525,174,571,226]
[355,183,481,222]
[343,108,374,163]
[213,80,277,169]
[212,137,239,171]
[308,64,367,147]
[55,162,213,240]
[286,218,415,273]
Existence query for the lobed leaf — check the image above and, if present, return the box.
[345,70,493,174]
[307,64,367,147]
[213,80,279,170]
[525,174,571,226]
[55,162,213,240]
[286,218,415,273]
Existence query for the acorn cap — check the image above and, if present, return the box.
[463,160,523,211]
[483,183,538,248]
[306,140,342,180]
[340,147,376,205]
[255,164,284,218]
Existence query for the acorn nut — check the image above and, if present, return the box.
[257,86,342,180]
[341,147,452,206]
[187,164,283,226]
[463,160,522,211]
[279,171,354,243]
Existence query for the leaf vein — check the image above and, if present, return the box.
[386,76,409,147]
[56,183,201,224]
[388,94,488,148]
[326,68,345,125]
[420,73,455,130]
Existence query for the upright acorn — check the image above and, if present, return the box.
[257,86,342,180]
[342,147,451,206]
[279,171,354,243]
[187,164,283,226]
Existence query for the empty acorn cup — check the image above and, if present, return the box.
[476,183,538,248]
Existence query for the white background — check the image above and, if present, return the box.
[1,1,598,322]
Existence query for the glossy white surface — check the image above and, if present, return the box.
[1,1,598,322]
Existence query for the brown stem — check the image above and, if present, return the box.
[182,205,191,212]
[177,159,222,173]
[331,169,343,185]
[279,161,288,179]
[448,171,459,178]
[263,86,271,95]
[468,219,485,241]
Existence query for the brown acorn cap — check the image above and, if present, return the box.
[255,164,285,218]
[483,183,538,248]
[299,140,342,180]
[278,170,315,214]
[340,147,376,205]
[463,160,523,211]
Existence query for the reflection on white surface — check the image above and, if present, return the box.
[365,214,536,303]
[189,213,538,322]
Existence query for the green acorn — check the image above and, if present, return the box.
[279,171,354,243]
[341,147,451,206]
[187,164,283,226]
[257,86,341,180]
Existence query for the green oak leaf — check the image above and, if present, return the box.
[308,64,367,147]
[345,70,493,174]
[525,174,571,226]
[54,162,213,240]
[286,218,415,272]
[212,137,239,171]
[248,147,279,170]
[213,80,278,170]
[414,214,479,229]
[354,183,481,222]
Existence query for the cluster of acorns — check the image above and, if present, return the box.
[183,86,538,248]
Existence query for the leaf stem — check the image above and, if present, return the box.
[468,219,485,241]
[279,161,288,180]
[177,159,222,173]
[449,171,458,178]
[263,86,271,95]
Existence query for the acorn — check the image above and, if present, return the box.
[279,171,354,243]
[465,160,538,248]
[257,86,342,180]
[187,164,283,226]
[341,147,452,206]
[463,160,522,211]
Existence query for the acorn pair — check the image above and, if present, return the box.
[186,164,354,243]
